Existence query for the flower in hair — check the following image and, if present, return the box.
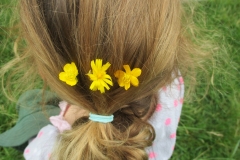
[86,59,113,93]
[114,65,141,90]
[59,62,78,86]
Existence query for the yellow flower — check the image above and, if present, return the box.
[59,62,78,86]
[114,65,141,90]
[86,59,113,93]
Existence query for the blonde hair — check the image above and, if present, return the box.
[1,0,211,159]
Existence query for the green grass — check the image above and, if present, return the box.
[171,0,240,159]
[0,0,240,160]
[0,0,23,159]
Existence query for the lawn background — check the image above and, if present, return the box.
[0,0,240,159]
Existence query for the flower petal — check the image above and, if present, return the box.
[70,62,78,71]
[63,63,71,72]
[124,82,131,90]
[114,70,125,78]
[102,62,111,71]
[100,80,110,90]
[98,84,105,93]
[63,62,77,72]
[123,65,131,74]
[131,68,141,77]
[103,78,113,86]
[116,77,124,87]
[59,72,67,81]
[103,74,112,81]
[73,68,79,76]
[90,81,98,91]
[96,59,103,69]
[130,76,139,87]
[86,73,97,81]
[91,60,97,72]
[66,79,78,86]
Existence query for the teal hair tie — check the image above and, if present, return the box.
[89,113,114,123]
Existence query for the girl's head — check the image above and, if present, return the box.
[11,0,197,159]
[20,0,182,107]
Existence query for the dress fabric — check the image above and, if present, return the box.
[145,76,184,160]
[23,76,184,160]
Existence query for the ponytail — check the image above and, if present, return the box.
[51,113,155,160]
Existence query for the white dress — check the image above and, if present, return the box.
[24,76,184,160]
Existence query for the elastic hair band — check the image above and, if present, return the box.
[89,113,114,123]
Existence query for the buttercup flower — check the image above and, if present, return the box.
[86,59,113,93]
[114,65,141,90]
[59,62,78,86]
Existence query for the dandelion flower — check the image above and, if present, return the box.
[86,59,113,93]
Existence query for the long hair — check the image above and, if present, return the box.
[1,0,210,159]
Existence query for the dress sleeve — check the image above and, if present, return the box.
[23,125,59,160]
[146,76,184,160]
[23,101,72,160]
